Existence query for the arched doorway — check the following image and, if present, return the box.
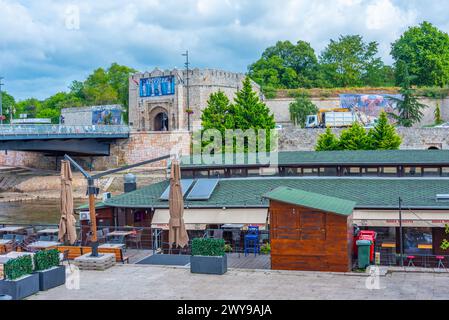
[428,146,440,150]
[154,112,169,131]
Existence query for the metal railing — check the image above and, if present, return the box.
[0,124,130,138]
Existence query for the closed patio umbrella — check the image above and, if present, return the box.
[168,159,189,248]
[58,160,77,245]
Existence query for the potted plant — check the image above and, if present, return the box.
[34,249,66,291]
[190,238,227,275]
[0,255,39,300]
[260,243,271,255]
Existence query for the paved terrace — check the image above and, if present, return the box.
[29,264,449,300]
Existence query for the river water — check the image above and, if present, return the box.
[0,199,85,225]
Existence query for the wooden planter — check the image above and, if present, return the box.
[190,255,227,275]
[0,273,39,300]
[35,265,66,291]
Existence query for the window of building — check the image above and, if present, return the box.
[442,167,449,177]
[320,167,337,176]
[230,168,247,177]
[182,170,194,178]
[259,167,279,176]
[363,167,379,176]
[302,168,319,176]
[379,167,398,177]
[210,169,225,178]
[422,167,440,177]
[194,170,209,178]
[404,167,422,177]
[342,167,361,176]
[284,167,300,176]
[247,168,260,177]
[403,227,432,254]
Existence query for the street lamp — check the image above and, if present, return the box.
[182,51,191,131]
[0,77,4,125]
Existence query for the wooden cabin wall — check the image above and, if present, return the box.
[270,200,352,272]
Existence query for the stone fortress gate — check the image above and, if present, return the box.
[128,68,259,132]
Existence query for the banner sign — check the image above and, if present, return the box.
[140,76,175,97]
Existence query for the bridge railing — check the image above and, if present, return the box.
[0,125,130,137]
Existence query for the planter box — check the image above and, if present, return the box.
[190,255,227,275]
[0,273,39,300]
[36,266,66,291]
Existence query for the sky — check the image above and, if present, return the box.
[1,0,449,101]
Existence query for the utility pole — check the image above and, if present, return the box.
[399,197,404,267]
[182,51,191,131]
[0,77,4,125]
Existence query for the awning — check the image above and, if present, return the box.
[152,208,268,229]
[353,210,449,227]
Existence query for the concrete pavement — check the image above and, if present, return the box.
[28,264,449,300]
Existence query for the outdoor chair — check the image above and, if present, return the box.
[109,235,126,246]
[128,230,143,249]
[244,226,260,257]
[407,255,416,267]
[232,231,241,257]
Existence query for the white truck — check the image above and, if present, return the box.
[306,111,356,128]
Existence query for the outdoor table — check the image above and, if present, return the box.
[0,226,25,233]
[37,228,59,235]
[27,241,61,250]
[107,231,134,237]
[99,243,125,249]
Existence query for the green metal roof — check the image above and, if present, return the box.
[264,186,356,216]
[102,177,449,210]
[179,150,449,168]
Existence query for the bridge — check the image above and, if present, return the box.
[0,125,130,156]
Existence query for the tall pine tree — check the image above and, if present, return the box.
[369,111,402,150]
[338,122,373,150]
[315,127,340,151]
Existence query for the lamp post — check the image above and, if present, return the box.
[0,77,4,125]
[182,50,191,131]
[399,197,404,267]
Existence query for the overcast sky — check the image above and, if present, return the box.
[1,0,449,100]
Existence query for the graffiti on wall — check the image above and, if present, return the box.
[340,94,401,119]
[92,106,123,125]
[140,76,175,97]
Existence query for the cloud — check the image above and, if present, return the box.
[0,0,448,100]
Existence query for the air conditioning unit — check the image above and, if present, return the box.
[79,211,91,221]
[102,192,111,202]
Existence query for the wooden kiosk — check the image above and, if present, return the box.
[265,187,356,272]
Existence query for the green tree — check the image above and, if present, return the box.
[338,122,372,150]
[289,94,318,128]
[233,77,275,131]
[248,40,320,88]
[368,111,402,150]
[106,63,137,120]
[201,90,235,134]
[315,127,340,151]
[15,98,42,118]
[391,21,449,87]
[82,67,118,105]
[36,108,60,124]
[390,63,428,127]
[1,91,16,122]
[434,103,444,125]
[319,35,387,87]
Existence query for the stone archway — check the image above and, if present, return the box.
[428,146,440,150]
[148,106,170,131]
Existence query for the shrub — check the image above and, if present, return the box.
[191,238,225,257]
[260,243,271,255]
[4,255,33,280]
[34,249,60,271]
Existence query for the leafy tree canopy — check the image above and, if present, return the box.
[391,21,449,87]
[289,94,318,128]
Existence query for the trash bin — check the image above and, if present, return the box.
[356,240,372,269]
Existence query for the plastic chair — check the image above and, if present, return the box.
[436,256,446,269]
[244,226,260,257]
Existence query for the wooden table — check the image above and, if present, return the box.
[27,241,61,250]
[0,226,25,233]
[37,228,59,234]
[107,231,133,237]
[99,243,125,249]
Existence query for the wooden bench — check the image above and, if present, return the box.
[57,246,84,260]
[98,247,129,264]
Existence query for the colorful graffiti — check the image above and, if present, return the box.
[140,76,175,97]
[92,106,123,125]
[340,94,401,118]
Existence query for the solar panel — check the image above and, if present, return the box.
[159,179,194,200]
[186,179,219,200]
